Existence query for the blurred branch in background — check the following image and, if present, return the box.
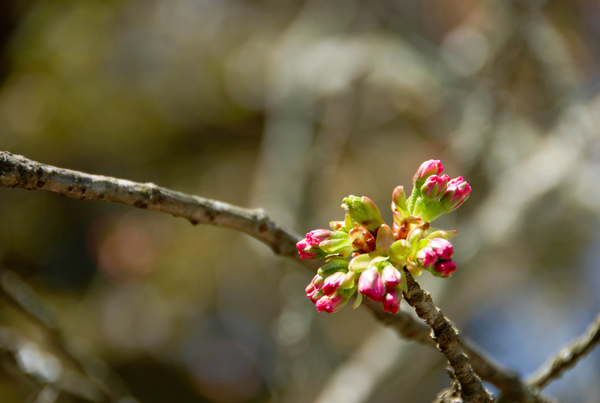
[0,269,132,402]
[528,312,600,390]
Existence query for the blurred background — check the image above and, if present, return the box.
[1,0,600,402]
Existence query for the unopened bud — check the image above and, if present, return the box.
[413,159,444,183]
[341,196,384,232]
[440,176,471,212]
[357,268,385,302]
[433,260,457,277]
[382,289,402,314]
[421,174,450,201]
[382,265,402,291]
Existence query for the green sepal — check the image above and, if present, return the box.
[320,231,351,254]
[375,224,394,254]
[426,229,457,240]
[317,257,349,276]
[392,186,409,217]
[341,195,384,232]
[348,254,372,273]
[399,268,408,293]
[389,239,411,264]
[351,291,363,310]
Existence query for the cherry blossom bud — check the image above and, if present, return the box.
[296,239,321,260]
[421,174,450,201]
[382,289,402,314]
[413,159,444,183]
[358,269,385,302]
[341,196,384,232]
[306,275,325,303]
[382,265,402,291]
[323,271,346,296]
[306,229,334,247]
[315,294,346,313]
[440,176,471,211]
[428,238,454,260]
[416,246,438,268]
[433,260,457,277]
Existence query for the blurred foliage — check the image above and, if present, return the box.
[1,0,600,402]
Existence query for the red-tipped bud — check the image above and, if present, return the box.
[382,289,402,314]
[433,260,457,277]
[297,239,320,260]
[315,294,346,313]
[358,269,385,302]
[381,265,402,291]
[306,229,334,247]
[421,174,450,201]
[306,275,325,303]
[413,159,444,183]
[415,246,438,268]
[322,271,346,296]
[428,238,454,260]
[440,176,471,211]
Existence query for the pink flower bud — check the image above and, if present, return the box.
[322,271,345,295]
[433,260,457,277]
[306,229,334,247]
[381,265,402,291]
[421,174,450,201]
[297,239,318,259]
[358,269,385,302]
[382,289,402,314]
[306,275,325,303]
[441,176,471,211]
[413,159,444,182]
[428,238,454,260]
[315,294,346,313]
[415,246,438,268]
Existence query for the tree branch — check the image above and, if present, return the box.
[0,151,301,263]
[528,312,600,389]
[402,269,494,403]
[0,150,543,401]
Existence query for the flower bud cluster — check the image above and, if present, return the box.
[297,160,470,314]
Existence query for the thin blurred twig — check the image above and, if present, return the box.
[528,312,600,389]
[0,269,134,402]
[0,150,552,402]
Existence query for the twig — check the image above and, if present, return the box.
[0,269,133,402]
[0,150,540,401]
[528,312,600,389]
[401,269,494,403]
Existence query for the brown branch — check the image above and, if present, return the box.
[528,312,600,389]
[0,150,542,401]
[0,151,301,263]
[402,269,494,403]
